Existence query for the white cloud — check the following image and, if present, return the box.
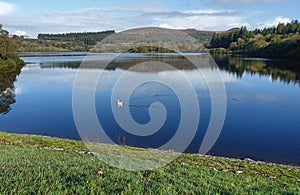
[0,1,14,16]
[47,6,165,16]
[143,10,243,18]
[212,0,284,4]
[1,7,250,37]
[158,23,174,29]
[153,10,249,31]
[12,30,28,37]
[258,16,291,28]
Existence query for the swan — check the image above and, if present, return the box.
[117,99,123,108]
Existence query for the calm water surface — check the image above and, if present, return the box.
[0,53,300,165]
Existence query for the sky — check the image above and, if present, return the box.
[0,0,299,38]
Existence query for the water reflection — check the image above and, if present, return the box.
[27,53,300,87]
[1,53,299,165]
[37,53,198,71]
[214,56,300,86]
[0,65,21,114]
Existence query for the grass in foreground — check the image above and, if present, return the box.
[0,131,299,194]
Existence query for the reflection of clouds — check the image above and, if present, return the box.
[14,87,23,95]
[231,92,278,102]
[18,65,236,93]
[21,55,85,64]
[18,66,77,88]
[158,69,234,83]
[253,93,277,101]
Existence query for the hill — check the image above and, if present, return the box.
[180,29,215,44]
[12,27,215,52]
[89,27,207,53]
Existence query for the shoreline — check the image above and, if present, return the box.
[1,131,299,193]
[1,131,299,168]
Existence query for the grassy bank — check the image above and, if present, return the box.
[0,131,299,194]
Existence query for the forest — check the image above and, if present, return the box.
[210,20,300,58]
[12,31,115,52]
[0,24,24,67]
[0,25,24,114]
[38,31,115,45]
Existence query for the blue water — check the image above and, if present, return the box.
[0,53,300,165]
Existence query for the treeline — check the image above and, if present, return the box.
[12,38,90,52]
[12,30,116,52]
[210,20,300,58]
[38,31,115,45]
[191,33,213,42]
[0,24,24,114]
[127,46,174,53]
[0,24,24,68]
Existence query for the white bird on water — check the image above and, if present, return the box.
[117,99,123,108]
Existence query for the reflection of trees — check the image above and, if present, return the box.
[40,54,197,71]
[41,61,82,69]
[0,66,21,114]
[1,24,24,114]
[39,54,300,85]
[105,54,197,71]
[214,56,300,85]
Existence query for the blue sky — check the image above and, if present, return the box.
[0,0,299,37]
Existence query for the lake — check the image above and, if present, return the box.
[1,52,300,165]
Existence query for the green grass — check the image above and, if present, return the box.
[0,131,299,194]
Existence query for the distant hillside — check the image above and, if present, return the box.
[180,29,215,42]
[12,27,218,52]
[181,28,215,35]
[38,28,215,44]
[90,27,206,53]
[38,30,115,45]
